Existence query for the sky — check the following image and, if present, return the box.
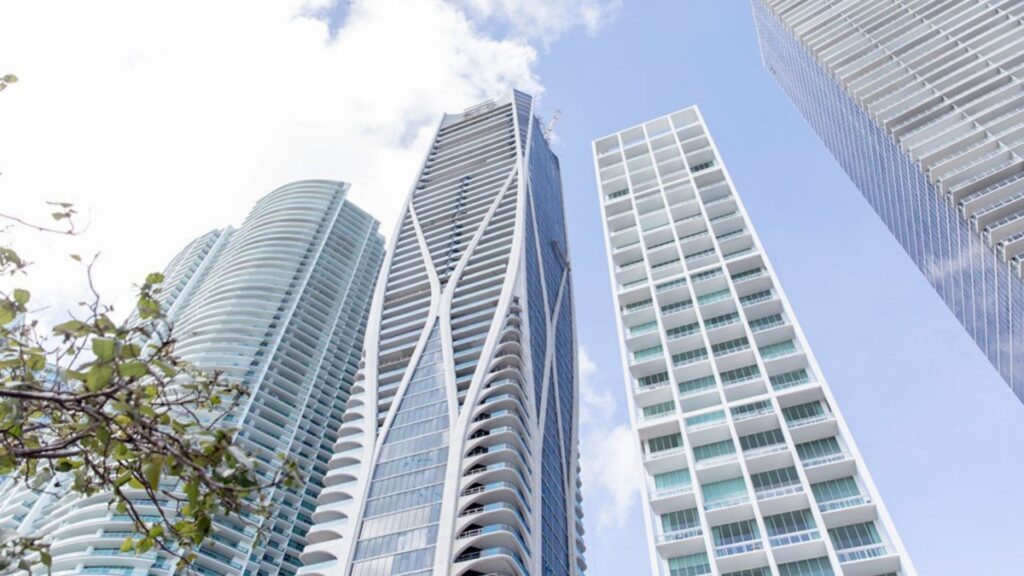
[1,1,1022,575]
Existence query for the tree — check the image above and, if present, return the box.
[0,185,297,571]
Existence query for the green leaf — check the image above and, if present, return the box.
[70,253,82,262]
[145,272,164,285]
[39,551,51,567]
[52,319,91,336]
[117,361,147,378]
[144,456,163,489]
[85,364,113,391]
[0,303,15,326]
[120,537,134,552]
[12,288,29,305]
[92,338,116,361]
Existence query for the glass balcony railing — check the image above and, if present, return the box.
[657,526,703,543]
[703,495,749,511]
[714,539,763,557]
[653,484,693,499]
[801,452,849,468]
[755,483,803,501]
[769,529,820,548]
[646,445,686,460]
[817,494,871,513]
[836,543,896,563]
[786,412,834,429]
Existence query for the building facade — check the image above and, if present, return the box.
[299,90,585,576]
[0,180,384,576]
[753,0,1024,400]
[595,108,914,576]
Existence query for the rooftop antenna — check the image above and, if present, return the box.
[544,110,562,141]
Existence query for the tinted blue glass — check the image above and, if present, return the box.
[754,1,1024,400]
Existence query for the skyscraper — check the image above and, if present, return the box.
[0,180,384,576]
[299,91,585,576]
[752,0,1024,400]
[595,108,914,576]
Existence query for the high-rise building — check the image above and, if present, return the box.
[299,90,585,576]
[594,108,914,576]
[0,180,384,576]
[752,0,1024,400]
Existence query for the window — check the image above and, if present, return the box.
[679,375,717,396]
[811,477,860,502]
[704,311,740,330]
[666,322,701,339]
[712,519,760,546]
[634,345,664,362]
[828,522,881,550]
[662,508,700,533]
[693,439,736,462]
[648,433,683,455]
[643,400,676,420]
[750,466,801,492]
[777,557,834,576]
[712,337,750,356]
[740,429,785,451]
[668,552,711,576]
[673,347,709,366]
[656,277,688,292]
[697,288,731,305]
[749,313,784,332]
[662,299,695,314]
[638,371,670,389]
[654,469,691,491]
[796,437,842,462]
[691,267,723,282]
[684,410,725,430]
[763,509,816,536]
[731,399,772,419]
[701,477,748,505]
[731,268,764,283]
[628,321,659,336]
[760,340,797,359]
[782,401,827,423]
[720,364,760,385]
[770,369,811,390]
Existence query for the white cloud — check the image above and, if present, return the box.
[0,0,613,325]
[578,345,642,529]
[457,0,622,40]
[579,344,615,425]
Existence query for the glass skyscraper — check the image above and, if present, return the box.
[0,180,384,576]
[299,90,585,576]
[595,107,914,576]
[753,0,1024,400]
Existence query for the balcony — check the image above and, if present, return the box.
[714,539,763,558]
[657,526,703,543]
[769,529,820,548]
[836,543,898,564]
[702,495,748,512]
[818,494,872,514]
[755,483,804,502]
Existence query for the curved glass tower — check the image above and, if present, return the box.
[753,0,1024,400]
[595,108,914,576]
[300,91,585,576]
[0,180,384,576]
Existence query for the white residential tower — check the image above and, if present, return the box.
[595,108,914,576]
